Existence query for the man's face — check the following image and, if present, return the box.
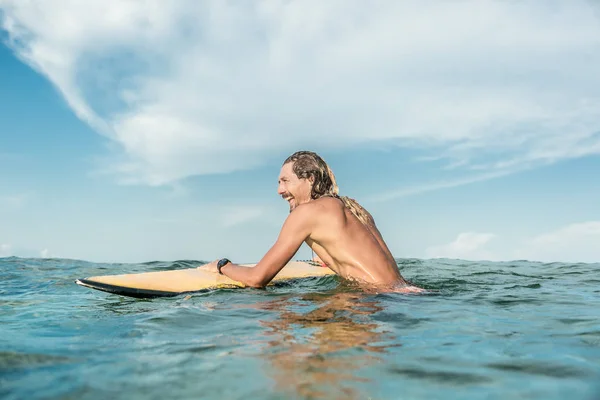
[277,162,313,211]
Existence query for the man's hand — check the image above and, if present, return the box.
[198,259,220,274]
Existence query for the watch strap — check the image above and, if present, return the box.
[217,258,231,275]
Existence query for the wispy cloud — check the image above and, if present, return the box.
[515,221,600,263]
[0,193,29,209]
[2,1,599,185]
[369,169,513,202]
[222,206,265,228]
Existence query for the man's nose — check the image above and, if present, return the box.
[277,184,285,195]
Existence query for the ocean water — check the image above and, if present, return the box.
[1,257,599,400]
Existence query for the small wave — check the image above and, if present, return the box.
[0,351,73,370]
[486,362,590,378]
[389,366,493,385]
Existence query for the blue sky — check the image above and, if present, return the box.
[1,1,599,263]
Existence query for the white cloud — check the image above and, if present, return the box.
[515,221,600,263]
[1,1,600,186]
[425,222,600,263]
[40,248,56,258]
[0,243,12,257]
[425,232,497,261]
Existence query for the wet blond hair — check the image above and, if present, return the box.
[283,151,374,227]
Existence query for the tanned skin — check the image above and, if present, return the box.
[200,162,421,292]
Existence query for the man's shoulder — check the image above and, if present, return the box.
[286,197,345,233]
[283,202,320,230]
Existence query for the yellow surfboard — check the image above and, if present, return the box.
[76,261,335,298]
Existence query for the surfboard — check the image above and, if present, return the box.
[76,261,335,298]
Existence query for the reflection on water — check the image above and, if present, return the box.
[254,293,392,399]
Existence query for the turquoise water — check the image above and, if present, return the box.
[1,257,599,399]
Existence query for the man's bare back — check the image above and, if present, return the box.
[301,196,406,285]
[200,151,421,292]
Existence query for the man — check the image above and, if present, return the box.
[201,151,421,292]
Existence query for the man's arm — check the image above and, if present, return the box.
[219,205,313,288]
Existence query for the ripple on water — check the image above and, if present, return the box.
[1,256,599,400]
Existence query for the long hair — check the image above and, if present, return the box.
[283,151,374,227]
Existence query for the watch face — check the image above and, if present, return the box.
[218,258,230,269]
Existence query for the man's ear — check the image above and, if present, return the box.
[308,175,315,185]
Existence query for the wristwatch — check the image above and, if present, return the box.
[217,258,231,275]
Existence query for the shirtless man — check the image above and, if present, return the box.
[201,151,420,292]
